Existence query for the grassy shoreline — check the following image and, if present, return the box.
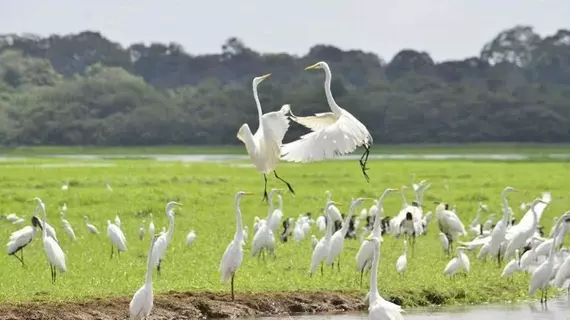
[0,159,566,313]
[2,143,570,156]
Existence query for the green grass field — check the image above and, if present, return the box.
[0,158,569,306]
[2,143,570,156]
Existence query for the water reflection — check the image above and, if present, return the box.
[254,296,570,320]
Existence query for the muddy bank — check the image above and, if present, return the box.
[0,291,367,319]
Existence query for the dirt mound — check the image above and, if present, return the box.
[0,291,366,319]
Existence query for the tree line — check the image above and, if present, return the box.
[0,25,569,146]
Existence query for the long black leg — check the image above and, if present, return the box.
[321,263,324,276]
[13,252,25,267]
[359,145,371,182]
[337,257,341,272]
[262,174,268,203]
[360,269,364,287]
[157,260,162,277]
[21,249,25,266]
[273,171,295,195]
[231,274,235,301]
[110,245,114,260]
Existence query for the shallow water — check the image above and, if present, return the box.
[255,296,570,319]
[2,153,570,162]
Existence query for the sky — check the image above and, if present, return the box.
[2,0,570,62]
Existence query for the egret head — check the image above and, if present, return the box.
[305,61,328,70]
[365,236,381,246]
[252,73,271,87]
[236,191,254,200]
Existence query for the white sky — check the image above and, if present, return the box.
[2,0,570,62]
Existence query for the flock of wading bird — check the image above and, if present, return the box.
[4,61,570,320]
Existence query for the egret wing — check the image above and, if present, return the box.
[281,113,363,162]
[290,112,337,131]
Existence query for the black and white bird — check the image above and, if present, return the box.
[7,216,43,266]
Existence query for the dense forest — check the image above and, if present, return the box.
[0,25,569,146]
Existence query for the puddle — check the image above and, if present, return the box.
[253,297,570,319]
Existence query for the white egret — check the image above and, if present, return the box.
[504,198,544,259]
[267,194,284,233]
[327,198,367,271]
[356,188,398,283]
[84,216,100,234]
[310,235,318,250]
[138,221,145,241]
[367,236,404,320]
[115,215,121,229]
[148,213,155,236]
[60,213,76,241]
[34,198,66,283]
[220,191,252,301]
[396,240,407,276]
[444,247,468,278]
[7,216,42,266]
[129,233,158,320]
[529,213,569,303]
[281,61,373,181]
[186,230,196,246]
[501,249,521,280]
[309,200,341,277]
[486,187,516,265]
[324,191,343,223]
[552,252,570,290]
[439,232,450,255]
[237,73,294,202]
[150,201,182,276]
[107,220,127,259]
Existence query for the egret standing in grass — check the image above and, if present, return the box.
[237,74,294,202]
[150,201,182,277]
[186,230,196,246]
[129,233,159,320]
[220,191,252,301]
[327,198,367,271]
[84,216,100,235]
[529,213,569,304]
[34,198,66,283]
[148,213,155,236]
[367,236,404,320]
[281,61,373,181]
[309,200,341,277]
[107,220,127,259]
[60,212,76,241]
[7,216,42,266]
[396,240,408,276]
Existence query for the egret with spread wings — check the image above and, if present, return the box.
[280,61,373,181]
[237,74,295,202]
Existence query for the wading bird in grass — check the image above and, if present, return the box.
[129,233,159,320]
[367,236,404,320]
[185,230,196,246]
[355,191,397,281]
[138,221,145,241]
[7,216,42,266]
[396,240,408,276]
[237,73,295,202]
[84,216,100,234]
[60,212,76,241]
[150,201,182,277]
[281,61,373,182]
[220,191,252,301]
[529,213,569,304]
[327,198,368,272]
[107,220,127,259]
[34,198,66,283]
[115,215,121,229]
[148,213,155,236]
[309,200,341,277]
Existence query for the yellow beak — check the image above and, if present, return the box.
[304,63,319,70]
[243,192,254,195]
[259,73,271,79]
